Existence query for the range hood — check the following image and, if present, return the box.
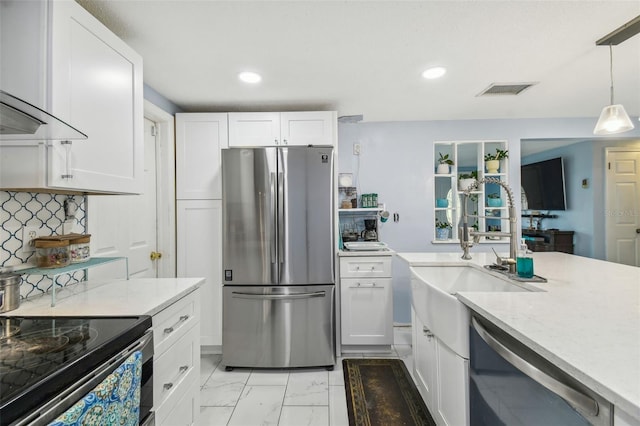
[0,90,87,141]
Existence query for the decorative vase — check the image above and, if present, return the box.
[436,164,450,174]
[458,178,476,191]
[485,160,500,173]
[436,198,448,208]
[487,198,502,207]
[436,228,449,240]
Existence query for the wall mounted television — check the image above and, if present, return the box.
[521,157,567,211]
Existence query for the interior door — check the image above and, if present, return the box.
[605,149,640,267]
[88,118,158,278]
[279,147,334,285]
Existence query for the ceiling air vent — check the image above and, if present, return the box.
[477,82,537,96]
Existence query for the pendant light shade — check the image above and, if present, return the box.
[593,44,635,135]
[594,104,635,134]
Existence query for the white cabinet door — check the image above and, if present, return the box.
[48,0,143,194]
[228,111,336,147]
[0,0,143,194]
[176,113,227,199]
[176,200,222,347]
[281,111,335,146]
[434,340,469,426]
[413,310,437,413]
[228,112,280,147]
[341,278,393,345]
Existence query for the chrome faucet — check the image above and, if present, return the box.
[459,177,518,273]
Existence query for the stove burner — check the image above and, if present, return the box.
[0,325,97,374]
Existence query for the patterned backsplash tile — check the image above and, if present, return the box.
[0,191,86,298]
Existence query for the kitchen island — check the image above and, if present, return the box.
[398,251,640,423]
[2,277,205,426]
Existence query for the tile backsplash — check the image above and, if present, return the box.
[0,191,86,298]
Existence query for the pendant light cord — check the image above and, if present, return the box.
[609,44,615,105]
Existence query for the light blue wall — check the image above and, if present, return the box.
[144,84,182,114]
[338,117,640,324]
[522,142,594,257]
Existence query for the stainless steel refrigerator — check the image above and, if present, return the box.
[221,147,335,369]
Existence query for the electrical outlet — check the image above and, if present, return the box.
[353,143,361,155]
[22,226,43,254]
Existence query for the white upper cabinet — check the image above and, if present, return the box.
[0,0,143,194]
[176,113,228,200]
[228,111,336,147]
[228,112,280,147]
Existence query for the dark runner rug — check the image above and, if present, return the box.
[343,358,437,426]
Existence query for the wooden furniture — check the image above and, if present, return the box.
[522,229,574,254]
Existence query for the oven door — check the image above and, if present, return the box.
[14,329,153,426]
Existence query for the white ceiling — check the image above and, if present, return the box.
[76,0,640,123]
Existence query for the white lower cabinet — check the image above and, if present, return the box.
[412,309,469,426]
[152,289,201,426]
[339,255,393,347]
[177,199,222,347]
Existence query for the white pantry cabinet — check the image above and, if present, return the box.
[176,199,222,348]
[339,255,393,346]
[228,111,336,147]
[412,308,469,426]
[0,0,143,194]
[175,113,228,200]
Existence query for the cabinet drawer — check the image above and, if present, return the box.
[154,323,199,410]
[340,257,392,278]
[153,291,199,357]
[156,377,199,426]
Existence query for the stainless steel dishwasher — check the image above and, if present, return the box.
[469,315,612,426]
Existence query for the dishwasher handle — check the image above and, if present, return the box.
[231,290,326,300]
[471,317,599,418]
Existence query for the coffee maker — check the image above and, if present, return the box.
[361,219,378,241]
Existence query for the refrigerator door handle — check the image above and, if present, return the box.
[277,171,285,267]
[270,172,277,265]
[231,290,326,300]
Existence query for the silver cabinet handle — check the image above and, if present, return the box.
[422,327,434,338]
[371,266,375,271]
[179,365,189,374]
[283,139,288,145]
[163,383,173,391]
[471,317,599,417]
[636,228,640,234]
[356,266,360,270]
[164,315,189,334]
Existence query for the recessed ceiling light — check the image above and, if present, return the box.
[422,66,446,79]
[238,71,262,84]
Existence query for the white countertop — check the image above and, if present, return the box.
[338,248,395,257]
[397,251,640,418]
[2,277,204,317]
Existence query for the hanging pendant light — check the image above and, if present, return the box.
[593,44,635,135]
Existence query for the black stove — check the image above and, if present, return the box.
[0,315,152,425]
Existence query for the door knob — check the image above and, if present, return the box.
[150,251,162,260]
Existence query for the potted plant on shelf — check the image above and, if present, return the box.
[484,148,509,173]
[458,170,478,191]
[487,192,502,207]
[435,218,451,240]
[436,152,454,174]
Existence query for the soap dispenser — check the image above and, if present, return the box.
[517,239,534,278]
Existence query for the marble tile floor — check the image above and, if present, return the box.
[198,327,413,426]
